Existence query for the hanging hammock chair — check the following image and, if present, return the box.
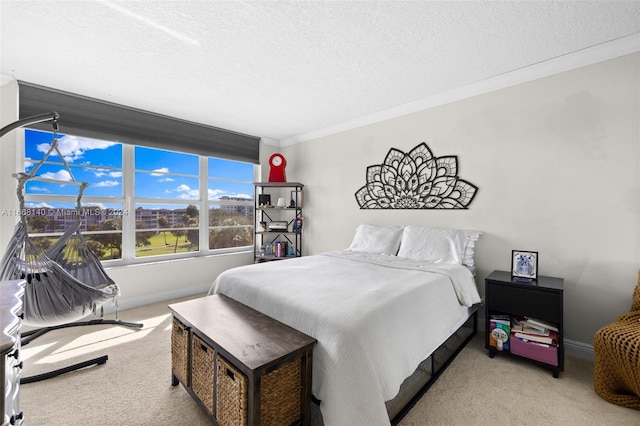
[0,174,118,327]
[0,113,142,382]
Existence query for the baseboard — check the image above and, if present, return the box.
[564,339,594,361]
[102,282,211,315]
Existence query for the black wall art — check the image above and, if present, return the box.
[355,142,478,209]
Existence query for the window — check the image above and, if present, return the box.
[22,129,255,263]
[207,158,254,250]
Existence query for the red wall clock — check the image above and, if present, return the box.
[268,153,287,182]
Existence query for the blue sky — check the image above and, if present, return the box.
[24,129,254,208]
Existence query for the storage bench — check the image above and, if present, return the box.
[169,294,316,425]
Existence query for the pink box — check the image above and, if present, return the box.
[510,337,558,366]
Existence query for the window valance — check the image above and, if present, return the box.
[18,81,260,164]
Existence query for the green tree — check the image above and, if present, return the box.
[89,219,122,259]
[171,224,186,253]
[183,205,200,249]
[158,216,169,245]
[27,216,49,233]
[135,221,155,247]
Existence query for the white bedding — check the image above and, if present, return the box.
[208,251,481,426]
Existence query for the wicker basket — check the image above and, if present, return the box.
[192,334,216,414]
[216,354,303,426]
[260,356,303,425]
[171,319,190,386]
[216,355,248,426]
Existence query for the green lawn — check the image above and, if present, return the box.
[135,232,195,257]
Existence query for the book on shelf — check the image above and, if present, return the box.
[513,329,558,346]
[511,317,551,336]
[520,317,558,333]
[489,315,511,352]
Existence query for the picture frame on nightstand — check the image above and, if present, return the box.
[511,250,538,282]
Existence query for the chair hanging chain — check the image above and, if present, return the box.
[27,123,77,183]
[14,120,88,220]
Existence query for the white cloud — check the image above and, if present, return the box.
[94,169,121,178]
[40,170,73,182]
[94,180,120,187]
[176,184,199,200]
[159,177,174,182]
[206,189,251,200]
[208,189,226,199]
[151,167,169,176]
[38,135,117,163]
[25,202,53,209]
[28,186,50,193]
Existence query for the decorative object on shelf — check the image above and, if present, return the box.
[258,221,267,232]
[491,328,508,352]
[276,197,287,207]
[511,250,538,282]
[268,221,289,231]
[294,216,304,233]
[268,153,287,182]
[291,190,304,208]
[258,194,272,207]
[354,142,478,209]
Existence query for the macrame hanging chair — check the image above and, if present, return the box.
[0,113,142,383]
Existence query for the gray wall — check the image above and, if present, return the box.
[281,53,640,348]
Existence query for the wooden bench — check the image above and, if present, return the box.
[169,294,316,425]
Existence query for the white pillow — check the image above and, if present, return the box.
[397,226,465,264]
[347,225,404,256]
[460,230,481,268]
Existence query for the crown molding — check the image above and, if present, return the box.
[279,33,640,147]
[260,137,280,147]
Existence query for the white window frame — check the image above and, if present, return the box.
[22,134,257,267]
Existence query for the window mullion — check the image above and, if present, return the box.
[121,144,136,260]
[199,156,208,253]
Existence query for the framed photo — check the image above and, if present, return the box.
[258,194,271,206]
[511,250,538,281]
[290,190,304,208]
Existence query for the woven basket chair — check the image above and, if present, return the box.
[593,270,640,410]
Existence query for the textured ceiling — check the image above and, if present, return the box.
[1,1,639,145]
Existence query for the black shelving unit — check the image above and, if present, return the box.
[253,182,304,263]
[485,270,564,377]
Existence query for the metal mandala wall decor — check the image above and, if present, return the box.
[355,142,478,209]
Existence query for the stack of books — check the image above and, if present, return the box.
[510,316,559,365]
[511,317,558,346]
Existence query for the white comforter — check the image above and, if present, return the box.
[208,251,481,426]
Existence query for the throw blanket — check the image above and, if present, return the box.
[209,251,481,425]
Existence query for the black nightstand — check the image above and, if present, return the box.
[485,270,564,377]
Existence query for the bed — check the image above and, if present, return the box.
[208,225,482,426]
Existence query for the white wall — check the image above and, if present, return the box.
[0,80,20,251]
[282,53,640,347]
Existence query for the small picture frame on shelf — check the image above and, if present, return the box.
[258,194,271,207]
[290,190,304,208]
[511,250,538,282]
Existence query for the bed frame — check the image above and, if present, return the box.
[311,306,479,425]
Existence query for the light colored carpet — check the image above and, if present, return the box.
[19,296,640,426]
